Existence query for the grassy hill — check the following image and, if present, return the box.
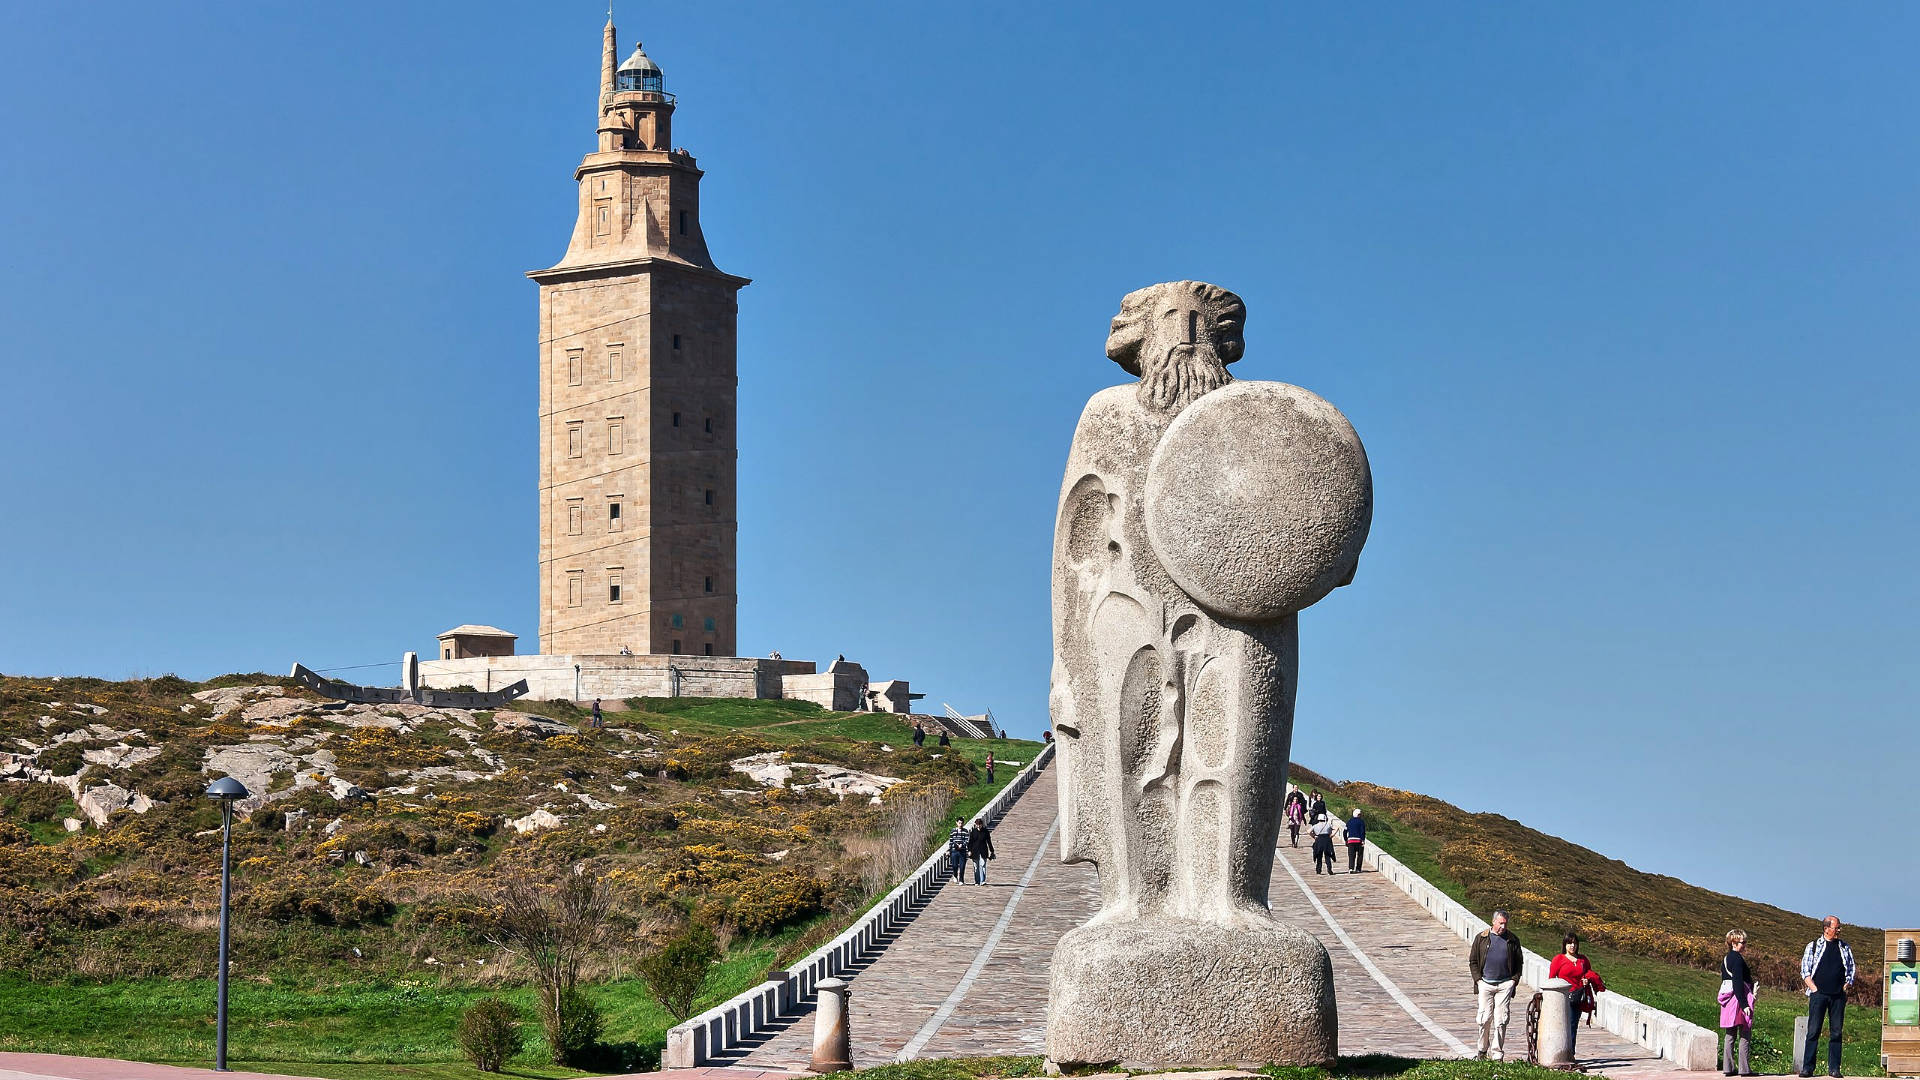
[1291,765,1887,1076]
[0,673,1041,1078]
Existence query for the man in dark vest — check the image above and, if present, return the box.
[1798,916,1856,1078]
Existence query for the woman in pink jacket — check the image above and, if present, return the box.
[1718,929,1756,1076]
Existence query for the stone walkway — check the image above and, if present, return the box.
[733,763,1096,1068]
[733,761,1681,1075]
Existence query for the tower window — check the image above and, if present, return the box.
[444,648,451,659]
[608,501,622,531]
[672,334,681,351]
[703,643,713,656]
[608,347,623,381]
[672,412,680,427]
[704,489,714,505]
[567,422,584,458]
[704,617,716,632]
[567,570,584,607]
[608,419,624,455]
[704,417,712,433]
[671,613,684,629]
[678,210,688,235]
[673,639,682,653]
[566,349,583,386]
[567,500,583,536]
[608,569,622,603]
[704,576,713,593]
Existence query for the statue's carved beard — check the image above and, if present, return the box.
[1137,342,1230,411]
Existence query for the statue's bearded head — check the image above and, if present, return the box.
[1106,281,1246,411]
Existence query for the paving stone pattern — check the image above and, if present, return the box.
[735,764,1677,1076]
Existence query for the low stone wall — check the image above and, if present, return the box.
[1365,844,1719,1070]
[662,742,1057,1068]
[418,654,816,702]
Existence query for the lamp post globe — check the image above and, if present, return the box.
[204,776,249,1072]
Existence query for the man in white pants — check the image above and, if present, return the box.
[1469,910,1524,1060]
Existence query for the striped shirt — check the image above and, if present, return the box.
[948,826,969,853]
[1800,937,1856,988]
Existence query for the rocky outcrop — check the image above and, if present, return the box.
[729,751,901,801]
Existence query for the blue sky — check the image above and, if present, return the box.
[2,3,1913,928]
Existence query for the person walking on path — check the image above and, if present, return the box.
[938,729,951,748]
[1549,933,1606,1059]
[1308,789,1328,823]
[1720,929,1757,1076]
[1470,910,1524,1061]
[967,818,996,884]
[1285,790,1307,847]
[985,751,996,783]
[1343,808,1367,872]
[1310,813,1337,874]
[912,721,925,748]
[947,818,970,884]
[1799,916,1856,1078]
[590,698,603,728]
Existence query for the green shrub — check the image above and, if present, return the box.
[455,996,524,1073]
[245,884,395,927]
[35,743,86,777]
[638,922,718,1020]
[1,783,68,824]
[544,987,602,1066]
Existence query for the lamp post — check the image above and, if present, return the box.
[204,776,249,1072]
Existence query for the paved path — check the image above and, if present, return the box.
[736,762,1679,1074]
[0,1055,333,1080]
[734,764,1096,1068]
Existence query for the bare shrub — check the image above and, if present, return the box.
[849,783,955,897]
[486,872,612,1065]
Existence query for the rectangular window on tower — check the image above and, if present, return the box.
[594,198,613,237]
[678,210,688,235]
[608,418,624,455]
[705,489,714,506]
[607,345,624,382]
[567,500,583,536]
[566,349,583,387]
[704,576,713,593]
[608,569,622,604]
[703,643,713,656]
[672,334,681,351]
[567,422,584,458]
[608,500,622,532]
[704,617,716,632]
[567,570,584,608]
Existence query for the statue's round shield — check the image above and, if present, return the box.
[1143,381,1372,622]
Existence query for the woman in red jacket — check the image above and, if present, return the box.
[1549,933,1606,1058]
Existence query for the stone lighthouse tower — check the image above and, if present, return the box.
[530,20,747,657]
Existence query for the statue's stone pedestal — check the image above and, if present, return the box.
[1047,917,1338,1069]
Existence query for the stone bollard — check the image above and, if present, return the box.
[1537,978,1574,1068]
[810,977,852,1072]
[1793,1015,1808,1072]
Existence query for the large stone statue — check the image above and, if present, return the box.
[1047,281,1372,1068]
